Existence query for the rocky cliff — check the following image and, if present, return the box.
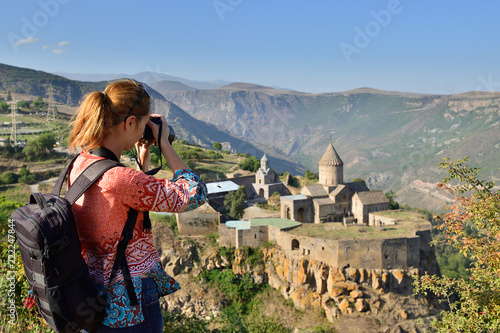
[154,221,440,332]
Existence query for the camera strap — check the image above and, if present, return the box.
[143,120,163,176]
[138,123,163,232]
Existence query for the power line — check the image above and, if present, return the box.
[47,83,56,121]
[10,99,18,152]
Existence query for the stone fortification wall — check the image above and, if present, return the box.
[369,213,396,226]
[415,229,435,273]
[219,222,236,247]
[220,221,432,271]
[177,210,220,236]
[275,231,426,270]
[236,225,268,248]
[275,231,339,267]
[267,225,280,244]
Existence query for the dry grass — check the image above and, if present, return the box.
[371,210,428,222]
[289,221,429,240]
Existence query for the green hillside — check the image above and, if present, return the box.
[0,63,107,105]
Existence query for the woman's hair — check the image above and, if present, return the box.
[68,79,151,152]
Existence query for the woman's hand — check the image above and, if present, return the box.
[149,114,171,146]
[135,140,155,172]
[148,114,189,172]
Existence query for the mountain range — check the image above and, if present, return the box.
[1,63,499,211]
[52,70,229,90]
[163,85,500,212]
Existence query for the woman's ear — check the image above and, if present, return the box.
[124,116,137,131]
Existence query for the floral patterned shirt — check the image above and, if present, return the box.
[69,152,207,328]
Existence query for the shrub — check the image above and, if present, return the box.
[0,171,18,185]
[213,142,222,150]
[18,168,35,185]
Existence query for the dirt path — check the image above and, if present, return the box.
[29,177,58,193]
[242,204,280,220]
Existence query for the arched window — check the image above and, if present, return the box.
[291,239,299,251]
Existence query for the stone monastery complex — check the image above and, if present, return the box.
[177,142,434,271]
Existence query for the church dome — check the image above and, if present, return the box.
[319,142,343,166]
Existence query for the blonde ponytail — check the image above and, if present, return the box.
[68,80,151,152]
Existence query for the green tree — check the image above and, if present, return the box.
[239,155,260,172]
[304,169,318,180]
[351,177,367,186]
[213,142,222,150]
[22,132,56,161]
[385,190,400,210]
[413,157,500,332]
[0,101,9,112]
[224,185,247,219]
[6,90,12,101]
[281,172,299,187]
[17,100,31,108]
[33,96,44,108]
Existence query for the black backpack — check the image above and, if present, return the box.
[12,155,140,333]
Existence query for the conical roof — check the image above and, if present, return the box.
[319,142,343,166]
[261,154,268,162]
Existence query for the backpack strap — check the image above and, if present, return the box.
[51,154,121,205]
[51,154,80,197]
[56,152,140,306]
[65,159,121,205]
[107,208,140,306]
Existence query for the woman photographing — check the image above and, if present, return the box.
[68,79,207,332]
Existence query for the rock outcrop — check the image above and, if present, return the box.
[232,247,438,331]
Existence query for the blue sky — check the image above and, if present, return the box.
[2,0,500,94]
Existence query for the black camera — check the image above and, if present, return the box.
[142,116,175,144]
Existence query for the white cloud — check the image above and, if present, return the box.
[15,37,39,47]
[42,40,70,54]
